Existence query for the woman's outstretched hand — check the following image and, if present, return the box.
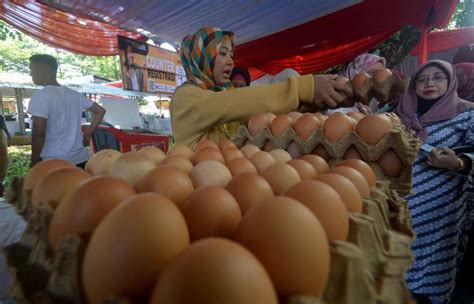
[313,75,353,110]
[427,147,460,170]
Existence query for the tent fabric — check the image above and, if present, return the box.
[410,27,474,55]
[36,0,361,45]
[0,0,143,56]
[1,0,459,74]
[236,0,458,75]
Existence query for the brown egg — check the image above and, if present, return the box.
[373,68,393,85]
[137,165,194,207]
[110,152,156,188]
[222,147,244,163]
[287,111,303,124]
[225,172,274,214]
[249,151,277,172]
[218,139,237,151]
[352,72,371,91]
[181,186,241,240]
[190,160,232,188]
[263,140,274,152]
[167,144,193,159]
[150,238,277,304]
[315,173,363,213]
[240,144,260,158]
[323,112,354,141]
[330,166,370,198]
[270,149,292,163]
[300,154,329,174]
[294,113,320,140]
[138,146,166,165]
[270,114,293,136]
[337,159,376,187]
[378,149,404,177]
[236,196,330,298]
[286,159,317,180]
[83,193,189,304]
[23,159,75,193]
[343,145,362,160]
[49,176,136,250]
[313,112,328,124]
[226,157,258,177]
[248,113,270,136]
[311,145,331,162]
[260,163,301,195]
[355,114,393,144]
[191,147,225,165]
[286,142,301,159]
[266,113,276,123]
[285,180,349,241]
[85,149,122,176]
[194,139,219,152]
[346,112,365,122]
[161,155,194,173]
[32,167,91,208]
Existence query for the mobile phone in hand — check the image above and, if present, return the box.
[420,143,435,153]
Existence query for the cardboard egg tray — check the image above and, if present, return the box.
[231,122,421,196]
[320,180,415,304]
[4,175,415,304]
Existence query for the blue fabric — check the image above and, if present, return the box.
[405,108,474,304]
[38,0,358,45]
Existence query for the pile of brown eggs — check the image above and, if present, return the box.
[235,110,420,195]
[5,137,414,304]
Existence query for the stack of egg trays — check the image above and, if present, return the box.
[4,179,415,304]
[4,177,87,304]
[286,182,415,304]
[231,123,421,196]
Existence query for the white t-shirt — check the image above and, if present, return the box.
[28,86,93,164]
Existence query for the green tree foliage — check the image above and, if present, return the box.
[0,20,120,80]
[450,0,474,28]
[3,145,30,190]
[372,26,422,68]
[0,20,22,41]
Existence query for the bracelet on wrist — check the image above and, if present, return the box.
[456,157,466,172]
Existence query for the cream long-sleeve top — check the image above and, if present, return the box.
[171,75,314,148]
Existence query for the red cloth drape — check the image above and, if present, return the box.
[0,0,143,56]
[236,0,459,75]
[411,27,474,55]
[419,27,430,65]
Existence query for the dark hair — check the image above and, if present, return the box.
[230,67,251,86]
[29,54,58,72]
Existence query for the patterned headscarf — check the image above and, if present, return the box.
[395,60,474,142]
[455,63,474,102]
[342,53,387,80]
[180,27,236,91]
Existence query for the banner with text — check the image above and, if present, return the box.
[118,35,186,94]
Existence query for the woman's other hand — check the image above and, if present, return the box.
[313,75,353,110]
[427,147,460,170]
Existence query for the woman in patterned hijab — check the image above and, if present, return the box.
[342,53,386,79]
[180,27,236,91]
[172,27,352,148]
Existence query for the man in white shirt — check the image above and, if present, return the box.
[28,54,106,168]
